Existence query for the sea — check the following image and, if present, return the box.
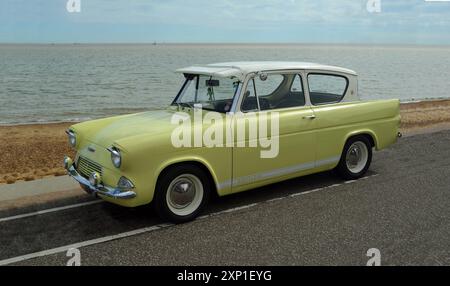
[1,43,450,125]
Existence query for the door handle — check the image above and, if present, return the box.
[303,114,316,120]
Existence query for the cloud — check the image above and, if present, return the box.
[1,0,450,43]
[71,0,363,25]
[63,0,450,29]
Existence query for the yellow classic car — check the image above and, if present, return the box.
[64,61,401,223]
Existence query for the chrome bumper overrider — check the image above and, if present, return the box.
[65,160,136,199]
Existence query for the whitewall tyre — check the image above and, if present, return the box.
[336,136,372,180]
[154,164,210,223]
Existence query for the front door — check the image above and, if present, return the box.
[231,72,317,193]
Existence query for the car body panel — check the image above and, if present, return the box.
[311,99,401,162]
[231,106,316,193]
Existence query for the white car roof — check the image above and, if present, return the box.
[176,61,357,79]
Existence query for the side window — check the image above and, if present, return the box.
[254,74,284,97]
[254,74,284,110]
[308,74,348,105]
[281,74,305,108]
[290,75,303,93]
[241,74,306,111]
[241,79,258,112]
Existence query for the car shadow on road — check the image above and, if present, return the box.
[205,170,377,215]
[100,169,378,224]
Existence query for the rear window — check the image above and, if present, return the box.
[308,74,348,105]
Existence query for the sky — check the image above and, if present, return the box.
[1,0,450,44]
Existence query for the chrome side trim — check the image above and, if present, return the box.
[217,180,232,191]
[67,165,136,199]
[217,155,340,190]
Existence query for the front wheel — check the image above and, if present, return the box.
[154,165,210,223]
[335,136,372,180]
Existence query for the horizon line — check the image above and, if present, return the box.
[1,42,450,47]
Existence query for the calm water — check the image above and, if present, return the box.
[1,44,450,125]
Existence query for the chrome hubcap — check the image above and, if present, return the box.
[166,174,204,216]
[169,178,196,209]
[346,141,368,173]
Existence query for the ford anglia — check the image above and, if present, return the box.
[64,62,401,223]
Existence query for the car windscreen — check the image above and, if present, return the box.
[173,75,241,113]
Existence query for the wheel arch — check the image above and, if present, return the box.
[335,130,374,180]
[344,129,378,149]
[155,157,219,198]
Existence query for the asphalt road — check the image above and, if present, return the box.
[0,130,449,266]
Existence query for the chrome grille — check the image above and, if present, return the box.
[76,156,103,179]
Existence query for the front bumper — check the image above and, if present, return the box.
[65,159,136,199]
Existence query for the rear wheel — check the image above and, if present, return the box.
[335,136,372,180]
[154,164,210,223]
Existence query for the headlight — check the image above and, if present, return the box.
[66,130,76,147]
[108,147,121,168]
